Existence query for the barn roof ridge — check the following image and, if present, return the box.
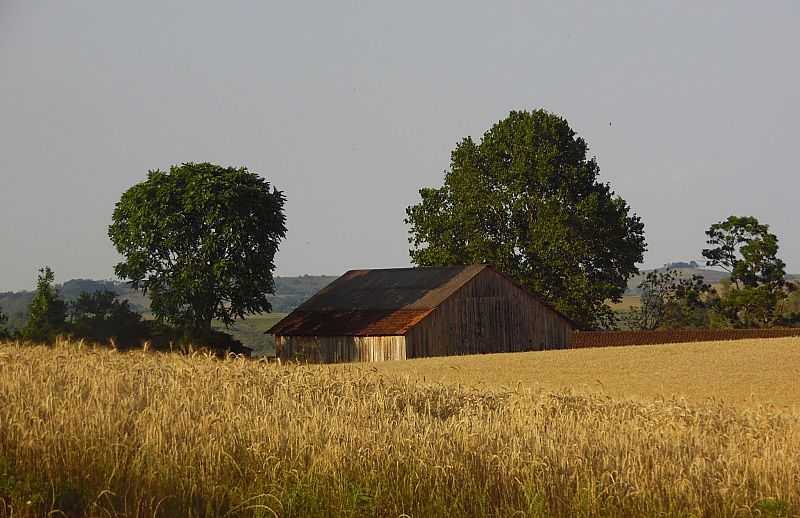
[268,264,575,336]
[291,264,487,312]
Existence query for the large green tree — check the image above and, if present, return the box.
[109,163,287,339]
[702,215,787,327]
[22,267,68,342]
[406,110,646,329]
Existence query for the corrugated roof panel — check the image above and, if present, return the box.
[295,265,486,311]
[268,309,433,336]
[268,265,486,336]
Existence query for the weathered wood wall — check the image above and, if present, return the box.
[404,268,571,357]
[276,335,406,363]
[275,268,572,363]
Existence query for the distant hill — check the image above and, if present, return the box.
[269,275,338,312]
[625,265,800,294]
[0,275,337,332]
[625,264,731,295]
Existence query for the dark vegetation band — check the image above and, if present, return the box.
[572,328,800,348]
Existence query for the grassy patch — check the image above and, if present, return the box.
[212,312,286,356]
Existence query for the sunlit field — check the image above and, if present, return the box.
[1,338,798,517]
[359,337,800,409]
[609,293,642,311]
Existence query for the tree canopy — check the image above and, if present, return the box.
[22,267,68,342]
[108,163,287,338]
[702,215,789,327]
[406,110,646,329]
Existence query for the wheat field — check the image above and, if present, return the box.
[0,339,799,517]
[360,337,800,409]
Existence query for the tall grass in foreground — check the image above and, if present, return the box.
[0,340,798,517]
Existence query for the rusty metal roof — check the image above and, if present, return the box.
[268,265,487,336]
[267,309,433,336]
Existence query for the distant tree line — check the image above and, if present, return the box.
[0,275,334,335]
[2,269,258,354]
[0,267,147,347]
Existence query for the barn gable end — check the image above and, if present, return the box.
[405,268,571,358]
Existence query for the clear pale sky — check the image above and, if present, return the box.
[1,1,798,291]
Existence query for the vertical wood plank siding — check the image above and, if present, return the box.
[404,269,571,358]
[276,268,572,363]
[277,335,406,363]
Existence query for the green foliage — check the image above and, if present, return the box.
[0,306,10,339]
[139,321,250,356]
[0,455,48,509]
[405,110,646,329]
[753,498,791,518]
[627,269,716,330]
[775,286,800,326]
[703,216,785,289]
[69,290,149,347]
[0,279,146,333]
[214,312,286,357]
[59,279,148,313]
[108,163,287,340]
[1,276,332,333]
[702,216,788,327]
[21,267,68,343]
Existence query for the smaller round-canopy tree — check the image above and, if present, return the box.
[108,163,287,338]
[702,215,788,327]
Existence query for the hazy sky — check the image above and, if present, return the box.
[1,1,798,291]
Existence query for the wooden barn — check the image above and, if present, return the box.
[268,265,574,363]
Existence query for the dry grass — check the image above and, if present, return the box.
[361,337,800,410]
[609,294,642,311]
[1,339,799,517]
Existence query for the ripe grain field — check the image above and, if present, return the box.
[359,337,800,410]
[0,339,799,517]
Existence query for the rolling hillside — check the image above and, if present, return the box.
[0,275,335,353]
[624,263,731,295]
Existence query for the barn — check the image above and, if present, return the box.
[268,265,574,363]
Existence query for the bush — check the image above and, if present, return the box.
[0,307,10,340]
[68,292,249,355]
[69,290,149,348]
[133,320,250,356]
